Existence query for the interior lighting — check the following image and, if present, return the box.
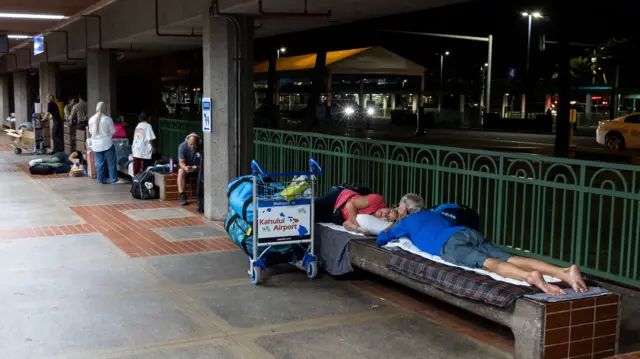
[7,34,32,39]
[0,13,67,20]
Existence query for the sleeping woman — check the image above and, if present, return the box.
[314,188,397,233]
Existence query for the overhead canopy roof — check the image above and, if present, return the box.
[254,46,426,76]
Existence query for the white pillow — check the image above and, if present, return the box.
[356,214,392,235]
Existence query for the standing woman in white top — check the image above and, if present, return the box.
[88,102,125,184]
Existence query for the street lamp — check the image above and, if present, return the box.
[521,11,543,115]
[277,47,286,58]
[437,51,450,113]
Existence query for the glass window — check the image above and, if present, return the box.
[624,114,640,124]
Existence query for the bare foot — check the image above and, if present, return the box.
[568,265,589,293]
[528,271,566,296]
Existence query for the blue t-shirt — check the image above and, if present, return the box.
[178,141,201,166]
[376,210,466,256]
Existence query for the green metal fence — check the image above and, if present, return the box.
[254,128,640,287]
[158,118,202,159]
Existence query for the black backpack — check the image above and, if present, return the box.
[431,204,480,231]
[29,164,56,175]
[130,170,158,200]
[331,184,371,196]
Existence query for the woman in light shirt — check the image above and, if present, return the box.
[88,102,125,184]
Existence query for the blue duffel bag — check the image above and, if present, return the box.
[227,175,285,223]
[224,208,291,258]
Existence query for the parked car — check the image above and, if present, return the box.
[596,113,640,150]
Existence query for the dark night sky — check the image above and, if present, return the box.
[255,0,640,88]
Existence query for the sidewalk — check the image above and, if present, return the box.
[0,132,636,359]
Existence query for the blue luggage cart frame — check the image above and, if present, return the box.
[249,158,323,285]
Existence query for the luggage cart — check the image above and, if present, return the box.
[249,158,323,285]
[6,124,43,155]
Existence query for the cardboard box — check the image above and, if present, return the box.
[64,144,75,153]
[76,129,86,141]
[76,140,86,151]
[64,133,76,144]
[63,123,76,135]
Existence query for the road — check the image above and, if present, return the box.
[318,125,640,163]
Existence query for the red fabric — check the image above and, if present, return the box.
[113,123,127,138]
[132,157,145,176]
[335,190,387,221]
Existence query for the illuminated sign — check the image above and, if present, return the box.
[33,36,44,56]
[592,96,602,100]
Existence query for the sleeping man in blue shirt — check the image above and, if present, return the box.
[377,194,588,295]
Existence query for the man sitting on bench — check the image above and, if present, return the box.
[377,193,588,296]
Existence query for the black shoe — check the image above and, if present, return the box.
[179,192,188,206]
[196,200,204,213]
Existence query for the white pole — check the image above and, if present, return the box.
[485,34,493,116]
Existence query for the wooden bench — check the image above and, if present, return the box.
[152,172,198,201]
[348,240,622,359]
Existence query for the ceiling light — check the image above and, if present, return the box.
[7,35,32,39]
[0,12,67,20]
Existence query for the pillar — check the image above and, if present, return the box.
[13,71,30,128]
[202,12,254,221]
[412,95,418,114]
[545,94,552,112]
[460,94,466,115]
[391,94,396,110]
[585,94,592,124]
[39,63,59,103]
[326,71,332,106]
[0,76,9,124]
[359,79,365,106]
[502,94,508,117]
[87,50,117,117]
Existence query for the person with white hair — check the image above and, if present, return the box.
[88,102,125,184]
[377,193,588,296]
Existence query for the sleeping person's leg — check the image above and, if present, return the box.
[507,257,588,293]
[314,189,343,223]
[442,229,566,295]
[483,258,566,295]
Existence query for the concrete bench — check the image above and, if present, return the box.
[348,240,622,359]
[152,172,198,201]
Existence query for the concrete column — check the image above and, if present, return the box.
[0,76,9,123]
[326,71,332,106]
[202,12,254,221]
[502,94,508,117]
[39,63,59,103]
[13,71,30,127]
[391,94,396,110]
[460,94,466,115]
[87,50,117,117]
[585,94,592,123]
[359,79,365,106]
[545,94,552,112]
[412,95,418,114]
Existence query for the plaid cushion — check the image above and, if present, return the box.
[388,250,537,308]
